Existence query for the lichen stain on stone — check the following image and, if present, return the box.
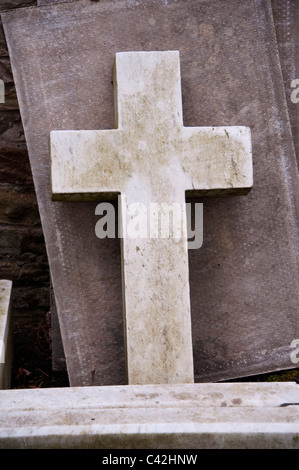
[149,393,159,399]
[50,52,252,385]
[172,392,195,401]
[231,398,242,405]
[210,392,224,399]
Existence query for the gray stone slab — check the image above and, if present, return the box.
[2,0,299,386]
[0,383,299,449]
[50,283,66,371]
[50,50,252,385]
[271,0,299,163]
[0,280,13,390]
[37,0,74,5]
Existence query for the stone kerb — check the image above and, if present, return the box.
[0,280,13,390]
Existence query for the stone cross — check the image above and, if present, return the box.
[50,51,253,385]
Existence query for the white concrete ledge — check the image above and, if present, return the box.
[0,383,298,448]
[0,280,13,390]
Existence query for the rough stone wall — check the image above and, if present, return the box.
[0,0,50,326]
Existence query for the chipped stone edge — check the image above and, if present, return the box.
[0,280,13,390]
[0,382,298,448]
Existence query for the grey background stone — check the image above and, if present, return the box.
[0,0,298,386]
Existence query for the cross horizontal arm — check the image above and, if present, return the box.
[181,126,253,196]
[51,129,126,200]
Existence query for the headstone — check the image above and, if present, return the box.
[0,280,13,390]
[271,0,299,162]
[2,0,299,386]
[50,51,252,384]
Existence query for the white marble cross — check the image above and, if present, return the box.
[50,51,253,385]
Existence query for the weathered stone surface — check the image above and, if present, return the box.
[50,284,65,371]
[0,280,12,389]
[2,0,299,386]
[0,382,299,448]
[0,218,49,322]
[51,51,252,384]
[37,0,71,5]
[271,0,299,163]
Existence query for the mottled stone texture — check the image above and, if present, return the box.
[0,0,299,387]
[271,0,299,163]
[0,383,299,448]
[0,0,49,326]
[1,1,36,9]
[2,0,299,388]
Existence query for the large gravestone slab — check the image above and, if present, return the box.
[271,0,299,163]
[2,0,299,386]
